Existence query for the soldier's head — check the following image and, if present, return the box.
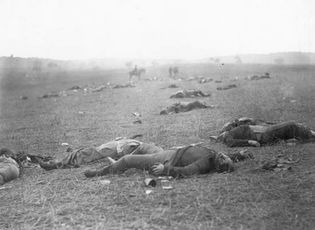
[215,152,234,172]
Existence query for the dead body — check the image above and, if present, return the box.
[84,145,252,178]
[170,90,210,98]
[215,121,315,147]
[160,101,212,115]
[217,84,237,91]
[219,117,275,133]
[38,138,163,170]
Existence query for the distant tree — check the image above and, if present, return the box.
[235,56,242,64]
[274,58,284,65]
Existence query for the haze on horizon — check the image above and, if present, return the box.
[0,0,314,60]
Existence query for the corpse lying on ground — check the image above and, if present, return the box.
[84,145,252,178]
[212,120,315,147]
[37,137,162,170]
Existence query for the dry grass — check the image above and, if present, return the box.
[0,64,314,229]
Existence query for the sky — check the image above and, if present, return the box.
[0,0,314,60]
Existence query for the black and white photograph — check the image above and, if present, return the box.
[0,0,314,229]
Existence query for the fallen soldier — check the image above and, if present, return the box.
[217,84,237,91]
[219,117,276,133]
[37,137,163,170]
[39,92,60,99]
[112,83,135,89]
[160,101,213,115]
[199,78,213,84]
[0,148,21,185]
[212,121,315,147]
[84,145,253,178]
[170,90,210,98]
[247,73,270,80]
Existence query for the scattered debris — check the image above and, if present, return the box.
[217,84,237,91]
[261,154,300,171]
[144,178,157,187]
[230,149,254,162]
[132,112,142,124]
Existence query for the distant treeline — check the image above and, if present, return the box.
[1,52,314,72]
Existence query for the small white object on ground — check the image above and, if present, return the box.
[0,186,12,190]
[61,143,69,146]
[100,179,111,185]
[162,185,173,190]
[145,189,153,195]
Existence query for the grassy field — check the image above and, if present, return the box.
[0,64,314,229]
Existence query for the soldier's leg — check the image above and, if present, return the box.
[85,152,172,177]
[262,121,313,143]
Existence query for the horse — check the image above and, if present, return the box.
[169,66,179,79]
[129,68,146,81]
